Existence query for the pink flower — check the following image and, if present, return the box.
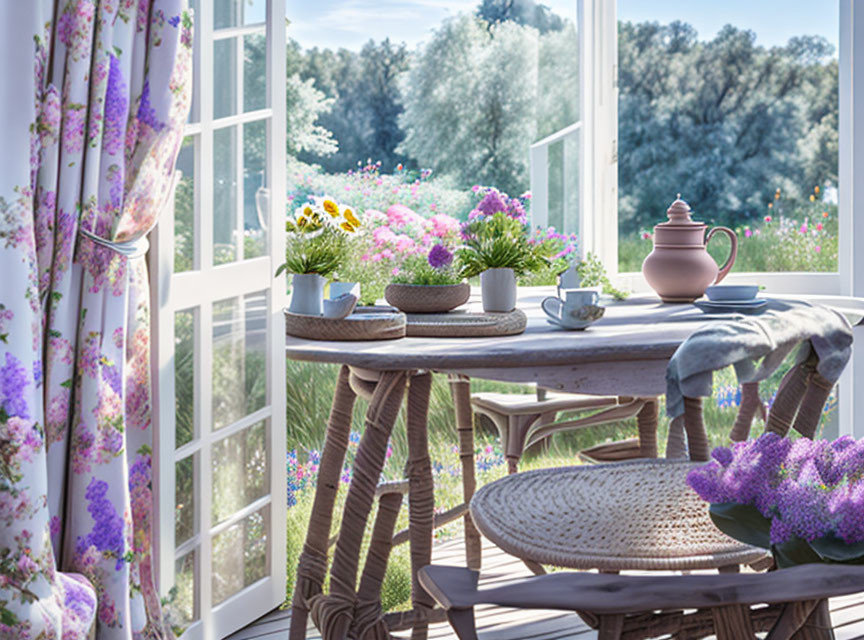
[816,223,823,231]
[641,232,652,240]
[394,235,415,253]
[471,185,481,193]
[764,215,772,223]
[371,253,383,262]
[372,226,397,247]
[391,267,399,276]
[800,223,808,234]
[816,246,822,253]
[381,249,394,259]
[360,253,370,261]
[744,228,752,238]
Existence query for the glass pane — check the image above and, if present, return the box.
[215,0,266,29]
[617,1,839,273]
[243,120,268,259]
[176,455,196,545]
[212,291,268,430]
[214,38,238,120]
[214,126,239,265]
[244,34,267,112]
[212,421,269,524]
[212,506,270,605]
[173,550,197,625]
[174,137,196,273]
[174,309,196,447]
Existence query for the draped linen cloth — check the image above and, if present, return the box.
[0,1,191,638]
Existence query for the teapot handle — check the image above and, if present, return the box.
[706,226,738,284]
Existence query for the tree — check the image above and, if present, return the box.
[477,0,565,34]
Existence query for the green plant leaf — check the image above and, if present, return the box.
[772,538,824,568]
[709,502,772,549]
[810,534,864,563]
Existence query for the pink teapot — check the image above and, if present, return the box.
[641,196,738,303]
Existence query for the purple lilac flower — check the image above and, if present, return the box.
[1,352,30,419]
[102,363,123,396]
[77,478,126,570]
[103,54,128,157]
[136,80,165,132]
[427,244,453,269]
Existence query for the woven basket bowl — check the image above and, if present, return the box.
[384,282,470,313]
[284,310,405,341]
[470,459,766,572]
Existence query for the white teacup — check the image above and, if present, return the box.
[542,288,603,329]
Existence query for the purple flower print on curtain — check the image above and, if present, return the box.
[0,1,192,639]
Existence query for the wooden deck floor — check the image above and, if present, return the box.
[230,535,864,640]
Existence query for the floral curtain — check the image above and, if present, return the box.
[1,1,191,638]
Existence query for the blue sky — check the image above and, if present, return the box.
[285,0,838,53]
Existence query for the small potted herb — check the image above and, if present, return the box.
[458,188,548,312]
[385,244,469,313]
[277,198,360,316]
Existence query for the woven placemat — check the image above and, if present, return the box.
[285,309,406,341]
[405,309,527,337]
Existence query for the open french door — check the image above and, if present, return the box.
[149,1,288,638]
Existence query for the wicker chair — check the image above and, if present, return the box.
[420,350,847,640]
[470,388,660,473]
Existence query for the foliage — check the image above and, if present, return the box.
[391,248,463,285]
[397,15,579,196]
[277,198,360,277]
[458,212,547,278]
[477,0,566,34]
[688,433,864,567]
[291,38,411,172]
[617,21,838,233]
[577,252,629,300]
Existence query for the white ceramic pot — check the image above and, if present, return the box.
[290,273,326,316]
[480,268,517,313]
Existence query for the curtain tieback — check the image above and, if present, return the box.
[78,227,151,259]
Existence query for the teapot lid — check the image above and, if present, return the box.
[658,195,705,227]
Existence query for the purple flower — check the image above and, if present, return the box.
[711,446,734,467]
[428,244,453,269]
[103,54,128,157]
[136,80,165,132]
[77,478,126,570]
[476,189,509,217]
[1,352,30,419]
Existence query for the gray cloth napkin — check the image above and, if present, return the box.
[665,298,854,419]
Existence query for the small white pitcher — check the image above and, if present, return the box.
[290,273,326,316]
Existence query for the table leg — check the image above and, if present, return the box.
[636,398,658,458]
[449,375,482,571]
[290,366,358,640]
[730,382,763,442]
[310,370,409,639]
[406,372,435,640]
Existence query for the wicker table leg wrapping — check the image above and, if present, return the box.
[310,370,409,639]
[729,382,763,442]
[290,366,358,640]
[449,375,482,571]
[636,399,658,458]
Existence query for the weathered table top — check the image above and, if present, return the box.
[285,288,864,374]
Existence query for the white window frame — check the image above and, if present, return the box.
[581,0,864,435]
[149,1,288,639]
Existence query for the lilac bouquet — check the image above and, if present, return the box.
[688,433,864,567]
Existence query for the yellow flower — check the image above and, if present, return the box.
[768,202,773,209]
[303,205,314,217]
[815,186,820,194]
[809,195,816,202]
[322,199,339,217]
[340,221,357,233]
[343,208,361,228]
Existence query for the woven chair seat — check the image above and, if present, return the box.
[470,391,618,416]
[470,459,766,572]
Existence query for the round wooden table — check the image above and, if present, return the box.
[284,289,864,640]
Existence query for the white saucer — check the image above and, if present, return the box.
[694,298,768,314]
[546,316,595,331]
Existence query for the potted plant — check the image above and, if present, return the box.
[385,244,469,313]
[277,197,360,315]
[458,188,548,312]
[688,432,864,568]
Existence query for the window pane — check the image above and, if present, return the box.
[215,0,266,29]
[244,34,267,112]
[174,137,196,273]
[212,421,269,525]
[214,126,239,265]
[243,120,268,259]
[176,455,196,544]
[174,550,198,625]
[174,309,196,447]
[212,291,268,430]
[212,506,270,605]
[214,38,238,120]
[617,1,839,273]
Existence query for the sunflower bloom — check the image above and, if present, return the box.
[323,199,339,217]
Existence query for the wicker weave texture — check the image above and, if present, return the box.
[285,310,406,341]
[384,283,470,313]
[470,459,766,572]
[405,309,527,337]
